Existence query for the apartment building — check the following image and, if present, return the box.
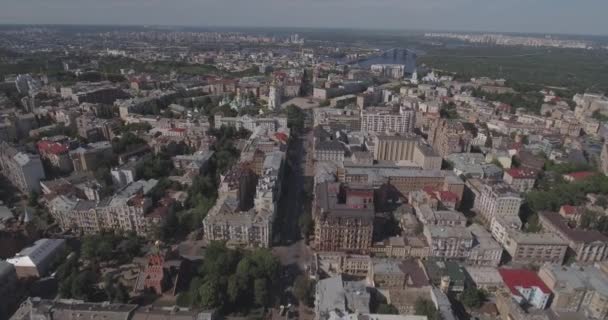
[538,263,608,319]
[203,194,274,248]
[47,179,161,237]
[313,182,374,253]
[69,141,113,172]
[503,168,538,193]
[361,106,416,134]
[467,223,503,267]
[423,225,474,259]
[539,212,608,263]
[36,140,73,173]
[475,182,522,224]
[428,118,473,157]
[492,217,568,264]
[0,141,46,193]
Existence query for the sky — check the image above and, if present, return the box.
[1,0,607,35]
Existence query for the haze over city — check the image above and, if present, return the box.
[1,0,608,35]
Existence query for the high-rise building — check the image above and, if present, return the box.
[361,106,416,134]
[601,143,608,176]
[475,183,522,224]
[0,141,46,193]
[268,84,282,110]
[428,119,472,157]
[313,182,375,253]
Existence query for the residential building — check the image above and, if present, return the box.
[36,140,73,173]
[423,225,473,259]
[0,141,46,193]
[498,268,552,310]
[361,106,416,134]
[415,205,466,227]
[538,212,608,263]
[428,119,472,157]
[313,182,374,253]
[601,143,608,176]
[203,194,274,248]
[503,168,537,193]
[370,64,406,79]
[315,140,345,162]
[47,179,162,237]
[69,141,113,172]
[475,183,522,224]
[492,218,568,264]
[6,238,66,279]
[467,223,503,267]
[538,263,608,319]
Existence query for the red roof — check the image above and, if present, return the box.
[37,140,68,155]
[274,132,289,143]
[506,168,537,179]
[498,269,551,296]
[564,171,596,182]
[437,191,459,203]
[560,205,578,215]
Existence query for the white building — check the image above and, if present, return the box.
[361,107,416,134]
[6,238,66,279]
[268,84,282,110]
[475,183,522,224]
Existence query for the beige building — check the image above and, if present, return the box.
[493,218,568,264]
[538,263,608,320]
[428,118,472,157]
[341,165,465,200]
[372,134,441,170]
[539,212,608,263]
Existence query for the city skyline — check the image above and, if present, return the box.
[1,0,608,36]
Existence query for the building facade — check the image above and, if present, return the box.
[0,141,46,193]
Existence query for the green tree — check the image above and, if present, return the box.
[199,279,222,308]
[294,275,314,306]
[71,270,97,300]
[254,278,269,307]
[461,287,486,309]
[415,298,440,320]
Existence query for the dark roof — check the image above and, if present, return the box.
[539,211,608,243]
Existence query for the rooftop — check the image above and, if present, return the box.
[498,268,551,296]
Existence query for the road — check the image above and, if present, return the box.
[272,128,314,270]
